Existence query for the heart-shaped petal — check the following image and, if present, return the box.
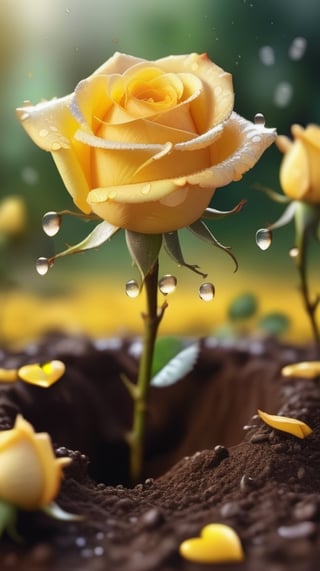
[179,523,244,564]
[18,361,66,388]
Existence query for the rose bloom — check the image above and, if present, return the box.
[0,415,70,510]
[277,124,320,203]
[17,52,275,233]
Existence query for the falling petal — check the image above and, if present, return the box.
[257,409,312,439]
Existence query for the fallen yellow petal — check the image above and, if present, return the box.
[18,361,66,388]
[282,361,320,379]
[257,409,313,439]
[0,368,19,383]
[179,523,244,564]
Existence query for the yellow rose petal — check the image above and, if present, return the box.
[257,409,312,439]
[0,368,19,383]
[179,523,244,564]
[282,361,320,379]
[18,360,65,388]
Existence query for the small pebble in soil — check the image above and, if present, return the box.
[240,475,257,492]
[214,445,229,459]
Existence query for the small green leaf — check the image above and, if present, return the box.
[42,502,84,521]
[125,231,162,281]
[150,343,200,387]
[228,293,258,321]
[151,336,184,377]
[0,501,19,540]
[258,312,290,337]
[268,201,297,231]
[50,221,119,263]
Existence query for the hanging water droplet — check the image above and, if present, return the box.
[289,247,299,259]
[199,282,215,301]
[256,228,272,251]
[254,113,265,126]
[42,211,62,237]
[125,279,140,298]
[158,274,177,295]
[36,257,51,276]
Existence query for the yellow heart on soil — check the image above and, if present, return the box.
[18,360,66,388]
[179,523,244,564]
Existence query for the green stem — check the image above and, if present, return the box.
[129,259,167,483]
[295,207,320,351]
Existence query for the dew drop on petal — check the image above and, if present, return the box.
[36,257,50,276]
[254,113,265,126]
[158,274,177,295]
[125,279,140,298]
[39,129,49,138]
[256,228,272,251]
[42,211,62,236]
[199,282,215,301]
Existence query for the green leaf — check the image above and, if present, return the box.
[150,342,200,387]
[258,312,290,337]
[228,293,258,321]
[42,502,84,521]
[163,231,207,277]
[49,221,119,263]
[268,201,297,231]
[125,231,162,281]
[151,336,184,377]
[188,220,238,272]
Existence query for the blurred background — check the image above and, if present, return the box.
[1,0,320,344]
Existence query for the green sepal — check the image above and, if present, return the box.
[253,184,291,204]
[188,219,238,272]
[202,198,246,220]
[0,501,20,541]
[42,501,84,521]
[268,201,297,231]
[125,231,162,281]
[49,221,119,264]
[163,231,207,278]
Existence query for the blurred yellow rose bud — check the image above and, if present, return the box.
[0,196,26,237]
[0,415,70,510]
[17,52,275,234]
[276,124,320,203]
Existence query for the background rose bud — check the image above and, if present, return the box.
[17,52,275,234]
[0,415,70,510]
[276,124,320,203]
[0,196,26,237]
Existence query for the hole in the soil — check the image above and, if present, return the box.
[0,335,286,487]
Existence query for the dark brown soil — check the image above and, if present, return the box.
[0,333,320,570]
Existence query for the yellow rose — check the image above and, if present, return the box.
[276,124,320,203]
[17,52,275,233]
[0,415,70,510]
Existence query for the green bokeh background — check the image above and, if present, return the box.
[1,0,320,337]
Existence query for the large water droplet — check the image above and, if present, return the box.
[254,113,265,126]
[256,228,272,251]
[125,279,140,298]
[36,257,51,276]
[199,282,215,301]
[158,274,177,295]
[42,211,62,237]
